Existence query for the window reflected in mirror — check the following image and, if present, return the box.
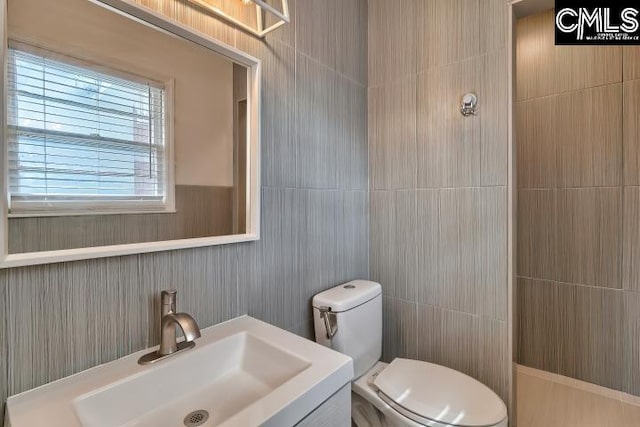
[6,0,250,254]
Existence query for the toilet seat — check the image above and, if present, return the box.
[353,360,508,427]
[374,358,507,427]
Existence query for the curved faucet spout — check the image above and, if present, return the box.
[159,312,202,356]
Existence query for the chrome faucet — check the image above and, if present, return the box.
[138,290,202,365]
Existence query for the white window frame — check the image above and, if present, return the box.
[6,41,176,218]
[0,0,261,268]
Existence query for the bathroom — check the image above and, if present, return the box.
[0,0,638,426]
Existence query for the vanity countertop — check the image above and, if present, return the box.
[5,316,353,427]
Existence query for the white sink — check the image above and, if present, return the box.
[5,316,353,427]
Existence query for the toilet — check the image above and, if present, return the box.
[312,280,508,427]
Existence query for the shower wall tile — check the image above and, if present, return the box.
[516,96,558,189]
[417,304,509,403]
[337,75,368,190]
[479,318,509,403]
[624,187,640,292]
[368,0,417,86]
[517,278,559,373]
[417,57,481,188]
[557,284,624,391]
[623,46,640,81]
[557,84,622,188]
[370,190,417,301]
[336,0,367,85]
[416,189,439,306]
[296,0,336,68]
[370,0,510,407]
[369,76,417,190]
[624,291,640,396]
[382,297,417,363]
[296,54,337,189]
[481,49,509,186]
[479,0,508,55]
[556,188,622,289]
[624,79,640,186]
[417,0,480,71]
[417,305,479,378]
[516,10,621,102]
[517,189,557,281]
[438,188,507,318]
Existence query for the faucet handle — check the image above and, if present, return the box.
[161,289,177,303]
[161,289,177,314]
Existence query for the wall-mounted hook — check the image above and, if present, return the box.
[460,93,478,117]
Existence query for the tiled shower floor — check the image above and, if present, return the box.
[517,366,640,426]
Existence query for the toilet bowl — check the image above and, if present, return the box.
[312,281,508,427]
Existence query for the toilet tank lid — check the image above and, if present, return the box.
[312,280,381,313]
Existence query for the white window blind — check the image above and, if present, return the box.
[7,45,169,216]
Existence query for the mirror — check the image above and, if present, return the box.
[1,0,260,265]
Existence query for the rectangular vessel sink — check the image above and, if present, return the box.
[5,316,353,427]
[75,332,311,426]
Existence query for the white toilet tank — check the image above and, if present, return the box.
[312,280,382,379]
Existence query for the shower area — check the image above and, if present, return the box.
[514,5,640,425]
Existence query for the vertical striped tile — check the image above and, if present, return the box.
[235,38,297,188]
[438,188,506,317]
[336,75,368,190]
[296,54,337,189]
[416,189,439,306]
[624,187,640,292]
[369,76,417,190]
[516,96,559,189]
[296,0,336,69]
[623,290,640,396]
[295,189,339,314]
[336,190,369,284]
[623,46,640,81]
[479,318,509,403]
[556,84,622,188]
[368,0,417,86]
[239,188,301,329]
[336,0,367,85]
[382,297,417,363]
[517,189,557,281]
[369,190,417,301]
[624,80,640,186]
[436,308,480,379]
[517,278,559,373]
[480,49,509,186]
[417,58,481,188]
[417,0,480,71]
[557,284,624,391]
[6,256,140,395]
[556,188,622,288]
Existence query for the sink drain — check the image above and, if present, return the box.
[183,410,209,427]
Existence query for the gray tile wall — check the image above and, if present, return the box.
[368,0,511,411]
[516,9,640,397]
[0,0,368,423]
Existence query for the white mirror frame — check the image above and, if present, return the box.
[0,0,261,268]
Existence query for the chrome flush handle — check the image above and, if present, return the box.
[319,306,338,339]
